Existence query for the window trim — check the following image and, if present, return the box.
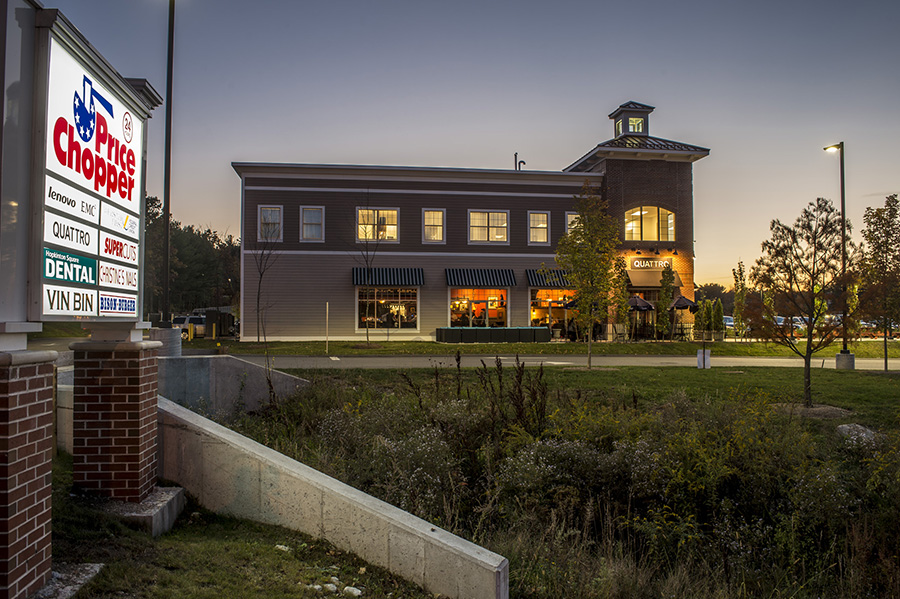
[257,204,283,243]
[527,210,551,246]
[467,209,509,245]
[299,205,325,242]
[628,117,644,133]
[356,207,400,243]
[422,208,446,245]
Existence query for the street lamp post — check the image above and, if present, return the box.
[825,141,853,369]
[161,0,175,326]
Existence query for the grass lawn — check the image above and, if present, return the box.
[51,453,432,599]
[281,365,900,432]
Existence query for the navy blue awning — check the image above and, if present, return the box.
[353,267,424,286]
[526,269,571,288]
[445,268,516,287]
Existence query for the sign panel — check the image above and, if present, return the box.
[43,248,97,285]
[99,291,138,317]
[44,176,100,225]
[100,202,139,240]
[44,211,98,255]
[99,231,139,266]
[43,283,98,317]
[44,40,143,213]
[98,260,139,291]
[38,35,146,321]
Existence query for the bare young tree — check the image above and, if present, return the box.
[251,206,282,403]
[751,197,857,407]
[352,194,394,346]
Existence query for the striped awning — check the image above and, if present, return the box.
[445,268,516,287]
[352,267,424,286]
[526,269,571,288]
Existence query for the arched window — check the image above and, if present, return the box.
[624,206,675,241]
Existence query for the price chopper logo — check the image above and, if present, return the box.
[73,75,113,143]
[53,74,137,202]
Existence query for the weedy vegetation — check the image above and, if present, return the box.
[226,358,900,598]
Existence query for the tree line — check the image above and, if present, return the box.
[143,195,240,318]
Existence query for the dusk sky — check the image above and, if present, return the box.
[48,0,900,287]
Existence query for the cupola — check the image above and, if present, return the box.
[609,101,654,138]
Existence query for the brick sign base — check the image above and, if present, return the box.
[71,341,162,502]
[0,351,57,599]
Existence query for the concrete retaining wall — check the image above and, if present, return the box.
[157,398,509,599]
[157,355,306,415]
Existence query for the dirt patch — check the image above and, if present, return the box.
[775,403,852,419]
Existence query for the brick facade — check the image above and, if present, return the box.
[72,342,161,502]
[0,352,56,599]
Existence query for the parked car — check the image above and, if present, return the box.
[173,315,206,339]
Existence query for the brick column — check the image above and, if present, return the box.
[0,350,57,599]
[71,340,162,502]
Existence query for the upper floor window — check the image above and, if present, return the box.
[357,208,398,241]
[300,207,324,241]
[628,118,644,133]
[469,210,508,244]
[258,205,283,242]
[528,211,549,245]
[615,119,623,137]
[624,206,675,241]
[423,209,445,243]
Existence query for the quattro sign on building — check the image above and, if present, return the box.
[36,35,147,321]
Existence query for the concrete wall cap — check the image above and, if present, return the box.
[0,349,60,366]
[69,340,163,352]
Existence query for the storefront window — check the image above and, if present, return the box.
[358,287,417,329]
[530,289,574,327]
[624,206,675,241]
[450,288,507,327]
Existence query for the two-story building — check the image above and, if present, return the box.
[235,101,708,341]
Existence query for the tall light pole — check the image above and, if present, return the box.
[824,141,851,362]
[161,0,175,326]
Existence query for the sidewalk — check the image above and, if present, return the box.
[237,353,894,371]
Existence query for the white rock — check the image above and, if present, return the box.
[330,576,341,584]
[837,423,878,444]
[275,544,291,552]
[324,584,338,593]
[343,586,363,597]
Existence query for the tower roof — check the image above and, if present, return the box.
[608,101,655,119]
